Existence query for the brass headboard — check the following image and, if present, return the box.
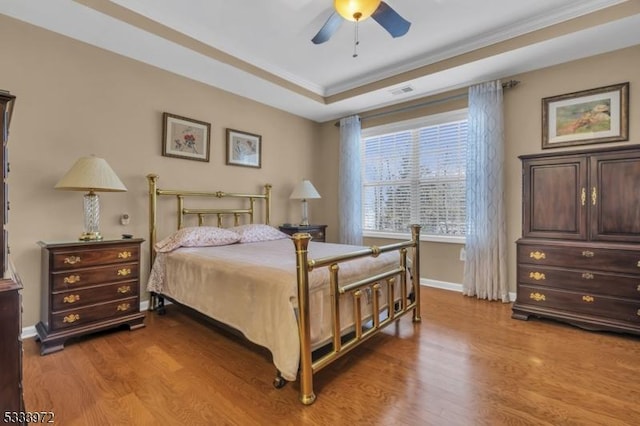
[147,173,272,265]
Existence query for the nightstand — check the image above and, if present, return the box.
[279,224,327,242]
[35,238,146,355]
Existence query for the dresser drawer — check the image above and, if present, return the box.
[518,265,640,299]
[518,243,640,275]
[51,263,139,291]
[52,281,138,311]
[51,245,140,270]
[518,284,640,323]
[51,297,139,330]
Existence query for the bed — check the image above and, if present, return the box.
[146,174,422,404]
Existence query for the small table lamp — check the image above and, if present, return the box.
[290,179,321,226]
[55,156,127,241]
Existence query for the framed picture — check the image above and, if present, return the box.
[542,82,629,149]
[162,112,211,162]
[226,128,262,168]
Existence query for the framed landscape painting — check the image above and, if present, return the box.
[542,82,629,149]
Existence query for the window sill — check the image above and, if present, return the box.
[363,231,465,244]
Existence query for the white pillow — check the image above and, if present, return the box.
[154,226,240,252]
[229,224,289,243]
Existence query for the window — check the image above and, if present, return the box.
[361,110,467,242]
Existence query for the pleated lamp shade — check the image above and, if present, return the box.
[55,156,126,241]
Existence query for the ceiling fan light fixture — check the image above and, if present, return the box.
[334,0,381,21]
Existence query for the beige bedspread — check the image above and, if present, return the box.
[147,238,403,381]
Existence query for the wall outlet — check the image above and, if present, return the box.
[459,247,466,261]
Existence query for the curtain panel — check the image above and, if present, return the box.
[463,81,509,302]
[338,115,363,245]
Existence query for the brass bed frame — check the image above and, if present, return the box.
[147,174,422,405]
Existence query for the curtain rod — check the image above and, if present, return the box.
[334,79,520,126]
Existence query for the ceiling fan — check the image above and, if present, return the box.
[312,0,411,52]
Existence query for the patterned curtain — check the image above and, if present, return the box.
[338,115,363,245]
[463,80,509,302]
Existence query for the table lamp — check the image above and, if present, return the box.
[290,179,321,226]
[55,156,127,241]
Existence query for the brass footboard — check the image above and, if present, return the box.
[292,225,421,405]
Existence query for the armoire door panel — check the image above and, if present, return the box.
[591,153,640,242]
[523,157,587,240]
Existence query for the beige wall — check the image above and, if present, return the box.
[1,16,322,327]
[3,13,639,328]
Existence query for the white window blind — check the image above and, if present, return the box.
[362,110,467,239]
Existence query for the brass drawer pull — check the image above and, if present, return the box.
[64,275,81,284]
[117,268,132,276]
[63,314,80,323]
[118,251,132,259]
[64,256,81,265]
[63,294,80,304]
[116,303,130,311]
[591,187,597,206]
[582,272,594,280]
[529,251,546,260]
[637,284,640,292]
[529,292,546,302]
[529,272,545,280]
[637,309,640,317]
[581,187,586,206]
[582,251,595,258]
[117,285,131,294]
[637,261,640,268]
[582,295,595,303]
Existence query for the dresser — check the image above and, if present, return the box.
[513,145,640,334]
[279,224,327,242]
[36,238,145,354]
[0,91,23,414]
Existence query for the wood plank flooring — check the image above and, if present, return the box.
[23,287,640,425]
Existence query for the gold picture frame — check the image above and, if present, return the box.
[226,128,262,168]
[162,112,211,162]
[542,82,629,149]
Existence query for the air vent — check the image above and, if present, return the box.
[390,85,414,96]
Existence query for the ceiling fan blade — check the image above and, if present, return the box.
[372,1,411,38]
[311,11,343,44]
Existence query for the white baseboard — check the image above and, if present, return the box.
[21,325,37,340]
[420,278,516,302]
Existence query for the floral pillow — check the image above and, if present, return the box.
[155,226,240,252]
[229,224,290,243]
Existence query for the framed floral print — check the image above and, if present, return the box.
[162,112,211,162]
[226,128,261,168]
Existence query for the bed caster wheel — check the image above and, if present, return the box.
[273,374,286,389]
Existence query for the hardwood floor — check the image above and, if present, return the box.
[23,287,640,425]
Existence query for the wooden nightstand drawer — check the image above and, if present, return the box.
[51,244,140,270]
[51,297,139,330]
[51,262,139,291]
[52,280,139,311]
